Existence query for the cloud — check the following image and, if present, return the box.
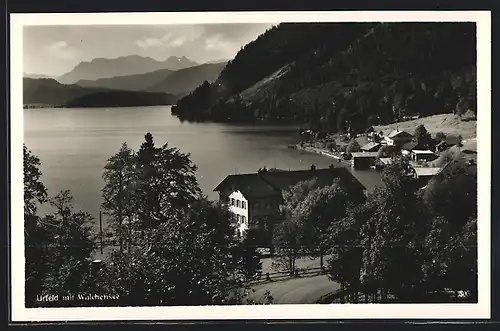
[136,25,205,49]
[204,33,234,52]
[45,40,79,59]
[136,37,164,49]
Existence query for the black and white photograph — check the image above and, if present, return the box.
[10,11,491,321]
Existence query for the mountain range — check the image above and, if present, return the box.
[24,55,228,108]
[173,22,476,133]
[57,55,198,84]
[75,62,226,95]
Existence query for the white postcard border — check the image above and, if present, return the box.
[10,11,491,321]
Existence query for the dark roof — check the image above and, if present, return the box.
[361,142,381,151]
[213,173,280,198]
[387,130,414,139]
[351,152,378,158]
[213,167,366,198]
[401,141,418,151]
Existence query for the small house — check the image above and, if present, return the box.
[351,152,378,169]
[375,157,393,170]
[413,167,442,188]
[401,141,418,156]
[360,142,381,153]
[410,149,438,162]
[385,130,414,146]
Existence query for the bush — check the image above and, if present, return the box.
[326,141,337,152]
[346,139,361,154]
[460,109,476,122]
[435,132,447,141]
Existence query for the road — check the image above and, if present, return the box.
[247,275,340,304]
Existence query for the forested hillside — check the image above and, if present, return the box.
[63,91,177,108]
[173,23,476,133]
[23,78,176,108]
[23,78,110,105]
[147,62,227,96]
[76,69,174,91]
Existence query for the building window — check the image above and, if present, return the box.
[242,216,247,224]
[231,198,235,206]
[242,201,246,209]
[237,200,240,208]
[237,215,241,222]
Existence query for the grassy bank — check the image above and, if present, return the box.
[373,113,476,139]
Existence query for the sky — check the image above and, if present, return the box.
[23,24,275,77]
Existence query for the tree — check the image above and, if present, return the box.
[236,229,263,282]
[327,200,374,302]
[24,145,47,216]
[359,157,427,301]
[421,159,477,300]
[40,190,95,301]
[414,124,433,149]
[271,216,302,277]
[135,133,201,240]
[101,142,137,253]
[326,140,337,152]
[274,179,319,276]
[24,145,49,306]
[106,198,241,306]
[435,132,447,142]
[346,139,361,154]
[293,180,363,270]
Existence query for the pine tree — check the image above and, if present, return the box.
[101,142,137,253]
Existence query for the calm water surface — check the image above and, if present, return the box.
[24,106,382,227]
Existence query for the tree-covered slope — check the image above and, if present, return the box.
[147,62,227,96]
[64,90,177,108]
[23,78,176,108]
[23,78,111,105]
[173,23,476,133]
[75,68,174,92]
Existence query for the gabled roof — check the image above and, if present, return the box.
[413,167,442,177]
[411,149,436,155]
[361,142,381,151]
[214,167,366,198]
[379,158,393,165]
[401,141,418,151]
[213,173,280,198]
[351,152,378,158]
[387,129,414,139]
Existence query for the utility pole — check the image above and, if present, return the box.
[99,210,103,254]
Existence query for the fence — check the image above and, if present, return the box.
[249,266,326,286]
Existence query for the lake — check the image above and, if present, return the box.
[23,106,383,228]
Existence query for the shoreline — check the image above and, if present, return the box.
[292,144,352,165]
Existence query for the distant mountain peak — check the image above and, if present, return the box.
[57,54,198,84]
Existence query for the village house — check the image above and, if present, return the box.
[410,149,438,162]
[351,152,379,169]
[213,166,365,242]
[412,167,442,188]
[360,142,382,153]
[384,129,414,146]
